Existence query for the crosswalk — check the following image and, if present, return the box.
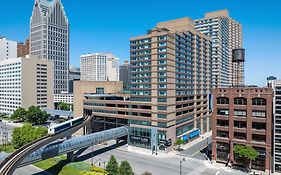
[178,154,205,164]
[184,156,204,163]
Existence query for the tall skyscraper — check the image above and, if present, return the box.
[0,37,17,61]
[30,0,69,94]
[80,53,119,81]
[195,10,243,87]
[273,80,281,173]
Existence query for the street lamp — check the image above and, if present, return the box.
[179,157,185,175]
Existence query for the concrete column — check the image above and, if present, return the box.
[66,135,75,162]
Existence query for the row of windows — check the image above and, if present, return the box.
[217,97,267,106]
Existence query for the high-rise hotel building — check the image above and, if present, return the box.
[0,56,54,115]
[84,18,212,151]
[195,10,243,87]
[30,0,69,94]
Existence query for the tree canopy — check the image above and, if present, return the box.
[11,107,27,121]
[118,160,133,175]
[106,155,119,175]
[12,124,48,149]
[11,106,48,125]
[234,144,259,166]
[55,102,70,111]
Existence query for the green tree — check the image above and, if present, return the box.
[57,102,70,111]
[118,160,133,175]
[25,106,48,125]
[106,155,119,175]
[11,108,27,121]
[12,124,47,149]
[234,144,259,169]
[174,139,185,150]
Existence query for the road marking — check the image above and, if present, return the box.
[215,171,220,175]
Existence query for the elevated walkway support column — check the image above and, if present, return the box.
[66,135,75,162]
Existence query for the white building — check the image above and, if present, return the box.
[0,56,54,115]
[54,93,73,104]
[0,37,17,61]
[80,53,119,81]
[30,0,69,94]
[273,80,281,173]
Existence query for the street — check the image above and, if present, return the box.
[180,135,212,160]
[11,140,248,175]
[76,142,247,175]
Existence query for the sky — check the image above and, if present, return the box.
[0,0,280,86]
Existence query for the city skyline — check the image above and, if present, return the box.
[0,0,280,87]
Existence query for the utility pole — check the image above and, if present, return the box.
[179,158,185,175]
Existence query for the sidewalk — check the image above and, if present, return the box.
[101,140,177,158]
[181,131,212,150]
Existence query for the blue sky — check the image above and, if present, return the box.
[0,0,280,86]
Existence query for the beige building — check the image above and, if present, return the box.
[195,10,243,87]
[0,56,54,115]
[73,81,123,118]
[83,18,212,152]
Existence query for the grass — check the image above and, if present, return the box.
[34,155,106,175]
[0,144,15,153]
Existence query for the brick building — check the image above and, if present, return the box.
[212,87,272,172]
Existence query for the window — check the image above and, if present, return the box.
[157,98,167,102]
[252,122,266,130]
[217,120,229,127]
[252,134,266,142]
[252,110,266,118]
[217,97,229,104]
[157,114,167,119]
[234,132,246,140]
[96,87,104,94]
[234,121,246,128]
[217,109,229,116]
[217,130,229,138]
[234,110,247,117]
[158,122,167,127]
[157,106,167,110]
[252,98,266,106]
[234,97,247,105]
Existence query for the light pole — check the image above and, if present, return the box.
[91,139,94,165]
[179,157,185,175]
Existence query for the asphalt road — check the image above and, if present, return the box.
[76,143,247,175]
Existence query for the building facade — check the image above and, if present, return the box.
[54,93,73,105]
[0,37,17,61]
[17,38,30,58]
[83,18,212,152]
[273,80,281,173]
[30,0,69,94]
[68,66,80,93]
[195,10,243,87]
[212,87,272,172]
[80,53,119,81]
[119,60,130,83]
[0,56,54,115]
